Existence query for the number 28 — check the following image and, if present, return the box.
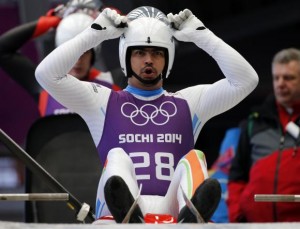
[129,152,174,181]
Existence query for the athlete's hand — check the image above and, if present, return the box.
[167,9,207,42]
[167,9,219,55]
[91,8,127,40]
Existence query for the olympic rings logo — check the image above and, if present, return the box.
[121,101,177,126]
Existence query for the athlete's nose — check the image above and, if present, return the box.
[144,52,153,65]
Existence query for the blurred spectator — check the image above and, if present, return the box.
[228,48,300,222]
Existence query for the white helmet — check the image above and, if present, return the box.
[119,6,175,78]
[55,12,94,46]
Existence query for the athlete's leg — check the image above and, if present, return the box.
[164,149,220,222]
[95,147,141,220]
[174,149,221,223]
[162,149,208,217]
[178,149,209,207]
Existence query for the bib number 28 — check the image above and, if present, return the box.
[129,152,174,181]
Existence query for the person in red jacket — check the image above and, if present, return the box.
[227,48,300,222]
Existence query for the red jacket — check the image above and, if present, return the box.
[228,95,300,222]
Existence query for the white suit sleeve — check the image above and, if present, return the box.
[179,31,258,140]
[35,26,111,146]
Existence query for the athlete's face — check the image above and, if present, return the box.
[129,47,165,89]
[69,50,93,80]
[272,60,300,108]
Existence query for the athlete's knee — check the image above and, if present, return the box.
[108,147,128,159]
[179,149,206,162]
[188,149,206,160]
[107,147,134,166]
[180,149,208,173]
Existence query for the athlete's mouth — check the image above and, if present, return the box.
[145,69,153,74]
[142,67,156,75]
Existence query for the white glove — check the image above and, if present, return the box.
[167,9,207,42]
[91,8,127,40]
[167,9,219,54]
[168,9,204,31]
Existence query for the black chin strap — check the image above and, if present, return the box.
[132,72,163,85]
